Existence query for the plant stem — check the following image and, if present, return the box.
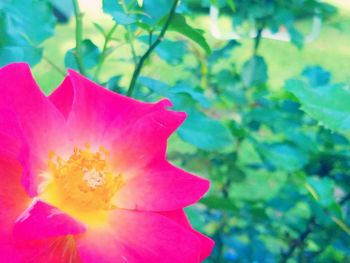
[280,193,350,262]
[120,0,137,65]
[214,139,242,261]
[215,212,228,262]
[72,0,86,75]
[23,35,66,76]
[94,24,118,81]
[253,27,264,55]
[127,25,138,65]
[148,30,153,47]
[43,55,66,76]
[340,193,350,205]
[280,217,316,263]
[126,0,179,97]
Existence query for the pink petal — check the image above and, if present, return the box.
[113,160,209,211]
[0,158,30,242]
[49,76,74,119]
[110,109,186,170]
[1,236,81,263]
[56,69,175,148]
[76,209,201,263]
[14,199,86,240]
[0,108,26,161]
[160,210,214,261]
[0,63,68,196]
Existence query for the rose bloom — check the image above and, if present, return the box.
[0,63,214,262]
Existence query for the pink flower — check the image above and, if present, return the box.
[0,63,214,262]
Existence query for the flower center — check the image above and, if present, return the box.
[41,145,123,227]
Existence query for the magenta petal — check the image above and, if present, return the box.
[0,159,30,242]
[76,209,201,263]
[0,108,26,161]
[111,109,186,170]
[0,109,31,243]
[1,236,81,263]
[14,200,86,240]
[160,210,214,261]
[62,69,176,146]
[0,63,68,196]
[114,160,209,211]
[49,76,74,119]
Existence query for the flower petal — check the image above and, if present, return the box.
[61,69,175,147]
[110,109,186,171]
[0,158,30,242]
[49,76,74,119]
[0,108,25,158]
[14,199,86,240]
[0,63,68,196]
[160,210,214,261]
[1,236,81,263]
[113,160,209,211]
[76,209,201,263]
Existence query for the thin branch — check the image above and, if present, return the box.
[280,193,350,262]
[148,30,154,47]
[72,0,86,75]
[340,193,350,205]
[253,27,264,55]
[25,36,65,76]
[120,0,138,65]
[43,55,66,76]
[253,20,266,55]
[94,24,118,80]
[214,139,242,261]
[280,217,316,263]
[126,25,138,65]
[126,0,179,97]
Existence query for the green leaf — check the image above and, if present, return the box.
[241,55,268,87]
[177,108,234,151]
[0,46,42,67]
[172,84,210,108]
[49,0,73,20]
[255,142,309,172]
[102,0,137,25]
[139,77,233,151]
[200,196,237,212]
[93,23,107,37]
[287,26,304,49]
[155,40,187,65]
[141,0,172,26]
[302,66,331,87]
[0,0,56,66]
[1,0,56,44]
[139,77,209,107]
[138,36,187,65]
[230,168,287,201]
[138,76,171,97]
[306,177,335,207]
[227,0,236,11]
[104,75,123,93]
[168,14,211,54]
[64,39,100,70]
[286,79,350,132]
[209,40,240,62]
[103,0,172,26]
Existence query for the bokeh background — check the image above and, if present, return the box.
[1,0,350,262]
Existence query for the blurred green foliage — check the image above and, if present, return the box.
[1,0,349,262]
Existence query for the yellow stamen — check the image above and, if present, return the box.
[40,145,123,227]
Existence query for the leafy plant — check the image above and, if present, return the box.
[0,0,349,262]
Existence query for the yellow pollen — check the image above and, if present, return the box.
[41,145,123,227]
